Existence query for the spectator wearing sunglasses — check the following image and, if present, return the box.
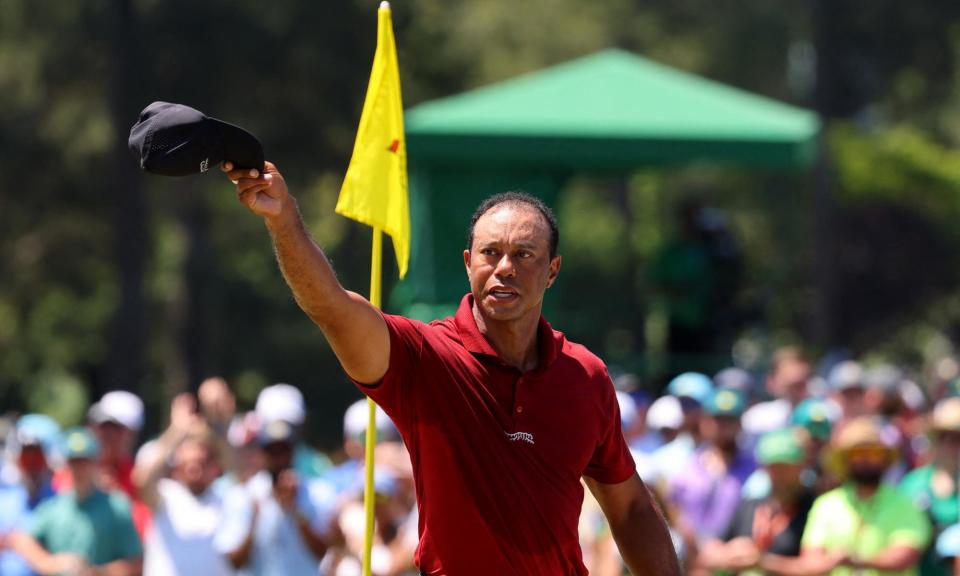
[799,417,930,575]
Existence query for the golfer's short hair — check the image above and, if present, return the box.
[467,192,559,257]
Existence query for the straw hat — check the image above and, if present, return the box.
[824,416,897,480]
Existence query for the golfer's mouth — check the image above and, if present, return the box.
[489,288,518,301]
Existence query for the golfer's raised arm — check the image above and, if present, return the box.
[223,161,390,384]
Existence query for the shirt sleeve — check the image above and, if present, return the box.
[26,500,51,542]
[886,492,932,550]
[213,486,255,555]
[351,313,425,429]
[800,495,829,549]
[582,373,636,484]
[107,494,143,559]
[724,499,754,541]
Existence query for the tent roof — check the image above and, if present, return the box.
[405,49,820,169]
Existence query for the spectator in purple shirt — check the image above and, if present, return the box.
[669,388,755,542]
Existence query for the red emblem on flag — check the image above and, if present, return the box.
[388,139,400,153]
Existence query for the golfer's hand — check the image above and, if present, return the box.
[223,160,290,219]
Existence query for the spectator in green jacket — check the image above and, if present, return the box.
[10,427,142,576]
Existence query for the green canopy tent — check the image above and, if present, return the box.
[391,48,820,319]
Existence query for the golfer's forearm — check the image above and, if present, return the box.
[264,205,389,383]
[611,499,680,576]
[265,205,353,326]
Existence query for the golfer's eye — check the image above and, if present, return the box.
[516,250,532,259]
[480,247,498,257]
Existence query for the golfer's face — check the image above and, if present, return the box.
[465,205,559,323]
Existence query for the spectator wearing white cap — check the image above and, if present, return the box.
[52,390,151,538]
[321,399,397,497]
[86,391,145,494]
[632,396,683,486]
[646,396,683,448]
[255,383,331,480]
[215,419,333,576]
[134,389,235,576]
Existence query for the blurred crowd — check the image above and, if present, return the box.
[582,347,960,575]
[0,378,417,576]
[6,347,960,575]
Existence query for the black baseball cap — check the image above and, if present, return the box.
[129,101,264,177]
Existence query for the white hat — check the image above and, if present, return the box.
[255,383,306,426]
[93,391,144,432]
[344,399,394,440]
[646,395,682,431]
[829,360,864,391]
[616,391,638,431]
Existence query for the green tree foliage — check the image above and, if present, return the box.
[3,0,960,436]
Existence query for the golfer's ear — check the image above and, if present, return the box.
[546,255,561,288]
[463,249,472,277]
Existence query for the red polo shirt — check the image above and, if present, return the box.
[358,294,635,576]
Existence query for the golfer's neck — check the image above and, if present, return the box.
[477,309,541,372]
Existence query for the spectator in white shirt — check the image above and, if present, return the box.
[134,390,233,576]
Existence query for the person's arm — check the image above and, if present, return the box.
[845,545,922,572]
[8,532,84,575]
[223,502,259,569]
[584,473,681,576]
[132,393,198,509]
[85,557,142,576]
[224,161,389,384]
[292,511,329,560]
[761,547,846,576]
[695,538,744,571]
[197,376,239,476]
[273,470,328,560]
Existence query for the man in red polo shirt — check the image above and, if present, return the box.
[222,160,679,576]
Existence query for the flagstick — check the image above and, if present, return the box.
[362,227,383,576]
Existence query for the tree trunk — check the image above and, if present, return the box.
[105,0,146,394]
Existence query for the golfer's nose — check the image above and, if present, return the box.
[495,254,516,277]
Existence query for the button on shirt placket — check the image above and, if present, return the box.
[513,375,527,426]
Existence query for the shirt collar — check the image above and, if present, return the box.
[842,481,888,506]
[69,488,102,505]
[453,294,561,371]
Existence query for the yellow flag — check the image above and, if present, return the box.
[336,1,409,278]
